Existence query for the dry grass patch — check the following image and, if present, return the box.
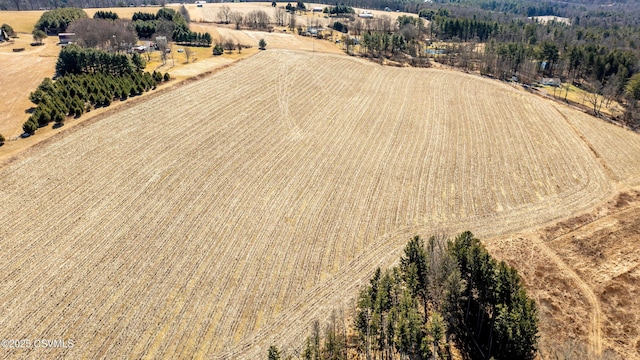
[487,191,640,360]
[0,10,44,33]
[189,22,343,54]
[0,36,59,138]
[543,84,625,118]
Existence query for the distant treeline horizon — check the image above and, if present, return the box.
[4,0,640,19]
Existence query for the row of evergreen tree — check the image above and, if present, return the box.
[131,9,211,47]
[324,5,355,15]
[23,47,169,135]
[360,32,410,56]
[173,28,212,47]
[434,17,499,42]
[93,10,119,21]
[277,232,538,359]
[33,7,88,34]
[56,44,146,76]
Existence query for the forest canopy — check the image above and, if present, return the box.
[33,7,87,34]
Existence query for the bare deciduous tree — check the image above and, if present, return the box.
[603,76,622,113]
[352,18,363,36]
[150,19,176,46]
[155,38,168,65]
[245,10,271,30]
[67,18,138,52]
[217,5,231,24]
[288,13,296,31]
[274,7,286,26]
[230,12,243,30]
[584,79,605,116]
[223,38,235,53]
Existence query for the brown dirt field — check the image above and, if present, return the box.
[189,22,344,54]
[487,191,640,359]
[553,104,640,187]
[0,8,262,160]
[0,10,44,33]
[1,49,639,358]
[0,35,58,138]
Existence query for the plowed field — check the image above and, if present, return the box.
[1,50,639,358]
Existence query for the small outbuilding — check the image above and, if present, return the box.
[58,32,75,45]
[541,78,561,87]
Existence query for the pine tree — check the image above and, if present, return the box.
[267,345,281,360]
[400,236,429,318]
[23,120,38,134]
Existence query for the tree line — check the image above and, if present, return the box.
[132,8,211,46]
[433,16,499,42]
[56,44,146,75]
[93,10,119,21]
[215,6,273,32]
[417,4,640,126]
[271,232,539,359]
[345,14,430,66]
[67,18,138,52]
[33,7,87,34]
[23,45,168,135]
[323,5,354,16]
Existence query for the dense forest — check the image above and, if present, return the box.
[270,232,539,360]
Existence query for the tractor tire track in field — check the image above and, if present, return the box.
[1,50,639,358]
[551,103,618,184]
[530,235,603,356]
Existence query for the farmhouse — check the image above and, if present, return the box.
[312,7,323,12]
[358,11,373,18]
